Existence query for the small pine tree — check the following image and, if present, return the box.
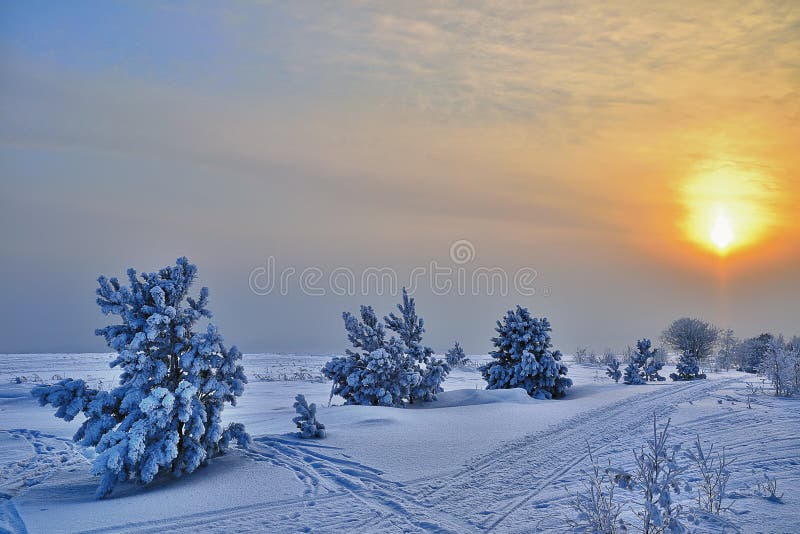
[606,359,622,383]
[480,306,572,399]
[323,314,417,406]
[636,339,666,382]
[321,289,449,406]
[31,258,249,498]
[385,288,450,403]
[445,341,470,367]
[623,360,646,385]
[670,351,707,381]
[293,394,326,438]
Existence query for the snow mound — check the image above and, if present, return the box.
[417,387,535,408]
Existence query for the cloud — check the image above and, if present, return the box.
[254,1,799,132]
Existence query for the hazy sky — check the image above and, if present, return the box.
[1,1,798,355]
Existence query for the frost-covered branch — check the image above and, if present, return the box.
[685,435,733,514]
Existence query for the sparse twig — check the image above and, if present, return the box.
[568,444,626,533]
[685,435,733,514]
[744,382,759,409]
[755,474,784,503]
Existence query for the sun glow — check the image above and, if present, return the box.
[680,161,777,256]
[709,212,734,252]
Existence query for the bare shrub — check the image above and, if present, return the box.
[685,435,733,514]
[755,474,784,503]
[569,446,626,533]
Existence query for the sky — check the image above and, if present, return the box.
[1,1,798,355]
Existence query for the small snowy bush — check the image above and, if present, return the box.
[572,417,742,533]
[669,351,707,381]
[685,435,732,514]
[613,416,690,534]
[754,474,784,502]
[606,359,622,383]
[293,394,326,439]
[623,339,664,385]
[637,339,666,382]
[445,341,470,367]
[623,360,646,385]
[569,446,626,533]
[662,317,718,371]
[744,382,759,409]
[480,306,572,399]
[31,258,249,498]
[322,288,449,406]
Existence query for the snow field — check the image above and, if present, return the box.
[0,354,798,532]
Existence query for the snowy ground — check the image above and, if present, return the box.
[1,354,798,533]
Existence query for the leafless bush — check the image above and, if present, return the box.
[744,382,759,409]
[625,417,690,534]
[755,474,784,503]
[569,446,626,533]
[571,416,694,534]
[685,435,733,514]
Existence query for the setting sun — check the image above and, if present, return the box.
[680,160,779,256]
[710,212,734,252]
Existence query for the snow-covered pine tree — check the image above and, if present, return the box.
[445,341,470,367]
[606,359,622,383]
[669,350,707,381]
[321,289,448,406]
[293,394,326,438]
[31,258,250,498]
[384,288,450,403]
[322,306,418,406]
[623,360,646,385]
[480,306,572,399]
[630,341,647,367]
[636,338,665,382]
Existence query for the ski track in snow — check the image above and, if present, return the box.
[0,429,88,534]
[82,376,795,534]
